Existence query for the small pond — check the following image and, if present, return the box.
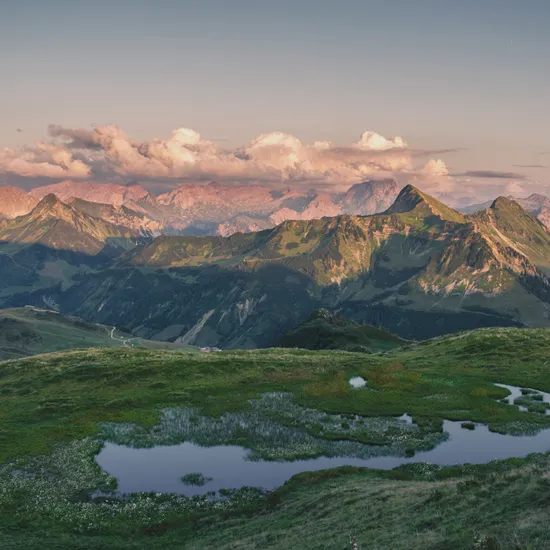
[96,418,550,497]
[495,383,550,415]
[349,376,367,388]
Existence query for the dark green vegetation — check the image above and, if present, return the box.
[0,307,197,360]
[181,473,213,486]
[277,308,405,351]
[2,186,550,348]
[2,327,550,548]
[461,421,476,430]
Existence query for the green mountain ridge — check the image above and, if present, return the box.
[277,308,406,351]
[385,184,467,224]
[1,185,550,347]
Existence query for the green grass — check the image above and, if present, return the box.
[2,453,550,549]
[277,308,406,352]
[0,307,197,360]
[3,327,550,462]
[2,326,550,547]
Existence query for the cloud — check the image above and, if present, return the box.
[513,164,547,169]
[421,159,449,177]
[459,170,526,180]
[47,124,103,150]
[5,125,431,187]
[0,141,91,179]
[356,130,406,150]
[505,181,526,196]
[16,128,23,133]
[3,124,506,200]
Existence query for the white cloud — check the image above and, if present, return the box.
[4,124,510,201]
[0,142,91,179]
[505,181,526,196]
[30,124,421,185]
[421,159,449,177]
[356,130,406,150]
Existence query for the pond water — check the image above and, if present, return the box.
[495,383,550,415]
[349,376,367,388]
[96,418,550,497]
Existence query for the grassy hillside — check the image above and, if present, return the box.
[1,328,550,547]
[277,308,406,351]
[0,307,196,360]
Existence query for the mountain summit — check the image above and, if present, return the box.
[384,184,426,213]
[385,184,465,223]
[0,194,136,255]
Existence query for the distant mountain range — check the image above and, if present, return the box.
[0,193,138,255]
[5,179,550,237]
[0,179,402,236]
[2,183,550,347]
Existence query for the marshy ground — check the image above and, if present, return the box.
[2,327,550,548]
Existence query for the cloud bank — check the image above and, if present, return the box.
[1,124,543,205]
[0,125,450,190]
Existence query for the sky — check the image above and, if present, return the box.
[1,0,549,203]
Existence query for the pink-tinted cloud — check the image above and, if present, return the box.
[4,124,540,205]
[0,141,91,179]
[24,125,423,184]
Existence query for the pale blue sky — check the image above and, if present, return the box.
[1,0,549,189]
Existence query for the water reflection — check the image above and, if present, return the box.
[495,383,550,415]
[96,419,550,497]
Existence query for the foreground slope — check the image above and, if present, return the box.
[1,329,550,548]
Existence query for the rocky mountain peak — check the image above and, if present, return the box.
[385,185,427,214]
